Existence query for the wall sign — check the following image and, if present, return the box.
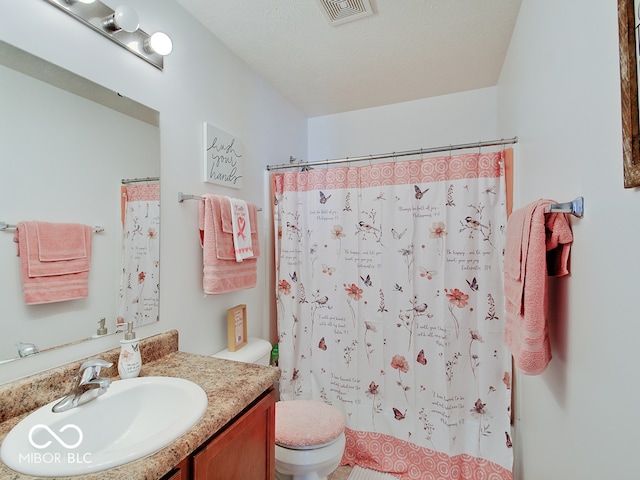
[203,123,243,188]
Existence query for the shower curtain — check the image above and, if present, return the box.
[272,151,512,479]
[118,183,160,329]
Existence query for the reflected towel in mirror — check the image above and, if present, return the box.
[14,221,92,305]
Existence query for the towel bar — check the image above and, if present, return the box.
[0,222,104,233]
[177,192,204,202]
[178,192,262,211]
[546,196,584,218]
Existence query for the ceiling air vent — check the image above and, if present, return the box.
[316,0,374,26]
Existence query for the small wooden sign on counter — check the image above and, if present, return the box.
[227,304,247,352]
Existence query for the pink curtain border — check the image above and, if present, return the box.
[341,428,512,480]
[120,183,160,226]
[273,152,503,193]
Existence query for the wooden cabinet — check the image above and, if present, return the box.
[162,457,191,480]
[178,387,276,480]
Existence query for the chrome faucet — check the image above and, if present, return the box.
[52,359,113,413]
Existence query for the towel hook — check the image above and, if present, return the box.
[546,196,584,218]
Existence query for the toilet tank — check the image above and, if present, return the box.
[212,337,273,366]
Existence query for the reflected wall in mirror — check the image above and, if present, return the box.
[0,40,161,363]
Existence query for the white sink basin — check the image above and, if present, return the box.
[0,376,208,477]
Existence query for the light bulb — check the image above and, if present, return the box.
[103,6,139,33]
[144,32,173,56]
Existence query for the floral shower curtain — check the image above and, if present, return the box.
[118,183,160,329]
[272,151,513,479]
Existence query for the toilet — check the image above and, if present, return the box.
[212,339,346,480]
[212,336,273,366]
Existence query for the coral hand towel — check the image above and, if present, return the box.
[35,221,88,261]
[503,200,573,375]
[14,221,92,305]
[198,194,259,294]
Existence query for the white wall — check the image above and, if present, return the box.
[498,1,640,479]
[0,0,306,383]
[309,87,498,160]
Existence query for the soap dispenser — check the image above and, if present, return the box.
[118,322,141,379]
[93,317,108,337]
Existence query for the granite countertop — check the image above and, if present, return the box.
[0,330,280,480]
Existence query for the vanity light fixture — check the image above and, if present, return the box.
[43,0,172,70]
[102,5,140,33]
[144,32,173,56]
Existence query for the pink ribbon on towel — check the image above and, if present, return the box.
[237,216,247,240]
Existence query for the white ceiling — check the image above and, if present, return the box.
[175,0,522,118]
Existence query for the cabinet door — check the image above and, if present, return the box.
[193,388,276,480]
[161,456,191,480]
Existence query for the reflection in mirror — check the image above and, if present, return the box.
[118,182,160,329]
[0,40,161,363]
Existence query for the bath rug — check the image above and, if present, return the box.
[347,465,400,480]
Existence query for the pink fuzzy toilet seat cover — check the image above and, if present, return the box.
[275,400,345,449]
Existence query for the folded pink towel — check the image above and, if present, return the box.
[503,200,573,375]
[546,210,573,277]
[35,222,88,261]
[14,222,92,305]
[198,195,260,294]
[18,222,91,277]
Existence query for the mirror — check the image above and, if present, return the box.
[0,40,161,363]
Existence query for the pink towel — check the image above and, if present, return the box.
[503,200,573,375]
[35,222,88,261]
[14,222,92,305]
[198,194,260,294]
[218,196,259,260]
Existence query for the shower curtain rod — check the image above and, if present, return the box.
[121,176,160,184]
[266,136,518,171]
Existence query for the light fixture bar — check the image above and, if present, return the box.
[43,0,166,70]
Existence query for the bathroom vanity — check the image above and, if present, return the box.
[0,330,280,480]
[167,388,276,479]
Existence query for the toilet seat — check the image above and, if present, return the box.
[275,400,345,450]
